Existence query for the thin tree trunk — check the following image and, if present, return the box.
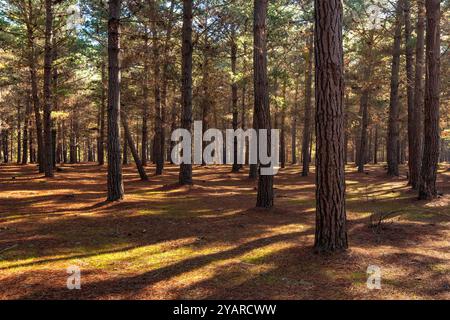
[410,0,425,189]
[42,0,53,177]
[301,30,313,176]
[141,33,150,167]
[151,2,164,176]
[254,0,273,208]
[22,93,30,165]
[231,32,240,173]
[314,0,348,252]
[107,0,124,201]
[179,0,193,185]
[357,89,369,173]
[26,1,43,172]
[373,125,378,164]
[419,0,440,200]
[98,61,106,165]
[387,0,403,177]
[17,102,21,164]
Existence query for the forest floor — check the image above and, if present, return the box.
[0,162,449,300]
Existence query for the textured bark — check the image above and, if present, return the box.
[179,0,193,185]
[254,0,273,208]
[387,0,403,177]
[107,0,124,201]
[419,0,440,200]
[410,0,425,189]
[301,30,313,176]
[42,0,54,177]
[122,112,148,181]
[314,0,348,252]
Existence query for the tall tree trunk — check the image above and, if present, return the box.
[26,1,43,172]
[231,32,240,173]
[387,0,403,177]
[419,0,440,200]
[107,0,124,201]
[314,0,348,252]
[179,0,193,185]
[410,0,425,189]
[152,22,164,175]
[141,33,150,167]
[122,112,148,181]
[42,0,54,177]
[405,0,416,187]
[254,0,273,208]
[98,61,106,165]
[301,30,313,177]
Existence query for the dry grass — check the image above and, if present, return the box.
[0,163,449,300]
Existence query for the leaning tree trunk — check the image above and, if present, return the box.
[387,0,403,177]
[107,0,124,201]
[419,0,441,200]
[122,112,148,181]
[301,30,313,177]
[254,0,273,208]
[179,0,193,185]
[314,0,348,252]
[42,0,53,177]
[410,0,425,189]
